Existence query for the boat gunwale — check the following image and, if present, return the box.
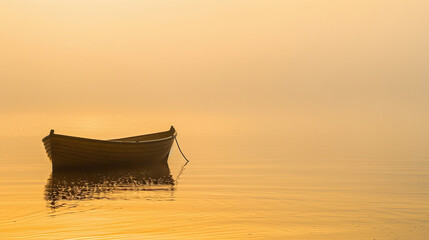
[42,127,176,145]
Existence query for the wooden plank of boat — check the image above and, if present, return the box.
[42,126,177,171]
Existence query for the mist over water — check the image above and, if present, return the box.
[1,0,429,239]
[0,113,428,239]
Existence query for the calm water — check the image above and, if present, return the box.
[0,113,428,239]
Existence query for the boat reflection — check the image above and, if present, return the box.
[45,163,179,209]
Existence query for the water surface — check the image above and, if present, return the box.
[0,113,428,239]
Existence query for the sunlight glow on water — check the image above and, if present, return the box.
[0,113,428,239]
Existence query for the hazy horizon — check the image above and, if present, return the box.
[1,0,428,114]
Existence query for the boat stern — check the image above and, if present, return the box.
[42,130,54,162]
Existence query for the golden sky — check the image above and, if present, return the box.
[0,0,428,115]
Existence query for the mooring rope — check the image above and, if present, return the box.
[174,136,190,162]
[174,161,188,185]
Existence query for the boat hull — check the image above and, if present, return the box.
[43,128,176,171]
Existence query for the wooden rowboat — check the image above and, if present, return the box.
[42,126,177,171]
